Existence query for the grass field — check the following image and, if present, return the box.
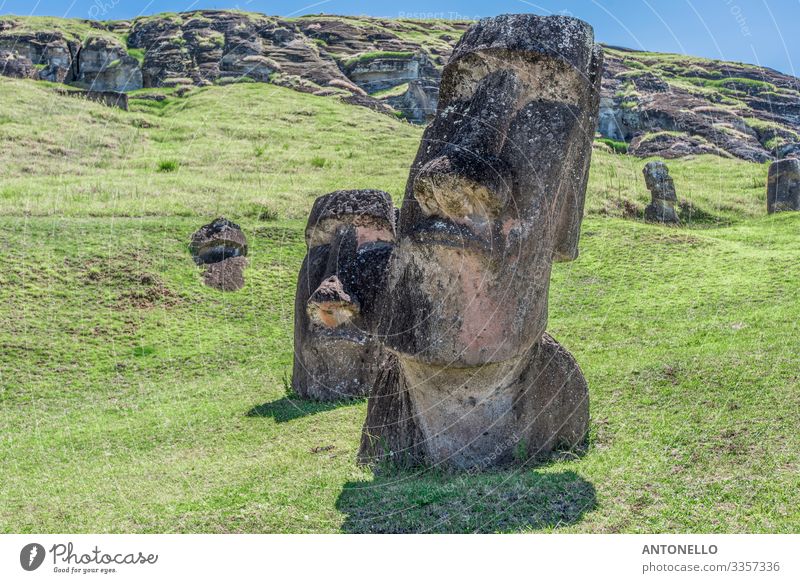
[1,77,798,533]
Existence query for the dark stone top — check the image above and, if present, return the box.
[306,189,394,227]
[305,189,395,246]
[189,217,248,264]
[768,158,800,180]
[450,14,598,73]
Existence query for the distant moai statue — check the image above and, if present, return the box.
[292,189,396,401]
[643,161,680,224]
[766,158,800,214]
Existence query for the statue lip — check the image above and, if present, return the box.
[406,215,493,254]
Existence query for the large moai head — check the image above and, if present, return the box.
[382,14,603,366]
[767,158,800,214]
[292,189,396,401]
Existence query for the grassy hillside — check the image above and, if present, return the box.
[1,77,798,533]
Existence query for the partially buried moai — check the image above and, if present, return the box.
[299,15,603,469]
[766,158,800,214]
[190,217,248,291]
[292,189,396,401]
[643,161,680,224]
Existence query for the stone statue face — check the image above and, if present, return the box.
[292,190,395,400]
[383,15,603,366]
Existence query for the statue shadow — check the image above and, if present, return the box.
[246,396,363,423]
[336,468,595,533]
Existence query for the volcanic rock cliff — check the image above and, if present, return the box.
[1,11,798,160]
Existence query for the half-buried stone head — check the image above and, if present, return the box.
[359,14,603,469]
[292,189,396,401]
[189,217,248,291]
[643,161,680,224]
[767,158,800,214]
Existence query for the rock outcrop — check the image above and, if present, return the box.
[0,49,35,78]
[1,12,799,160]
[71,36,142,91]
[766,158,800,213]
[600,46,800,162]
[643,161,680,223]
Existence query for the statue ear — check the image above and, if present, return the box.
[553,45,603,263]
[553,185,587,262]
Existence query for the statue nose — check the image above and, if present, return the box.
[307,275,360,328]
[413,153,510,220]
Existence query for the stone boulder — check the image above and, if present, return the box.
[292,189,395,401]
[189,217,248,291]
[643,161,680,223]
[767,158,800,213]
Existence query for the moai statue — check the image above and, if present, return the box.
[335,14,603,469]
[292,189,396,401]
[767,158,800,214]
[643,161,680,224]
[190,217,248,291]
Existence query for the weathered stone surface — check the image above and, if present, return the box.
[190,217,247,264]
[767,158,800,213]
[190,217,248,291]
[0,31,78,83]
[360,334,589,468]
[71,36,142,91]
[351,14,602,469]
[292,189,395,401]
[56,87,129,110]
[201,256,248,291]
[0,50,35,78]
[643,161,680,223]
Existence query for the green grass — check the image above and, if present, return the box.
[0,76,798,533]
[344,51,415,68]
[0,15,124,43]
[157,159,179,172]
[595,137,629,154]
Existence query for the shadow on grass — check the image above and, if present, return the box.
[246,396,362,423]
[336,469,595,533]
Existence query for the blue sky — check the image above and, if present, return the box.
[1,0,797,75]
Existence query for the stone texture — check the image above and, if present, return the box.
[643,161,680,223]
[202,256,248,291]
[0,50,35,78]
[767,158,800,213]
[189,217,248,291]
[351,14,602,469]
[71,36,142,92]
[292,189,395,401]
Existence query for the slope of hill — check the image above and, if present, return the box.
[1,75,798,533]
[1,10,799,161]
[0,77,768,221]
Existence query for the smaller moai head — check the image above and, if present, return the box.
[189,217,248,291]
[292,189,396,401]
[767,158,800,214]
[643,161,680,224]
[382,14,604,366]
